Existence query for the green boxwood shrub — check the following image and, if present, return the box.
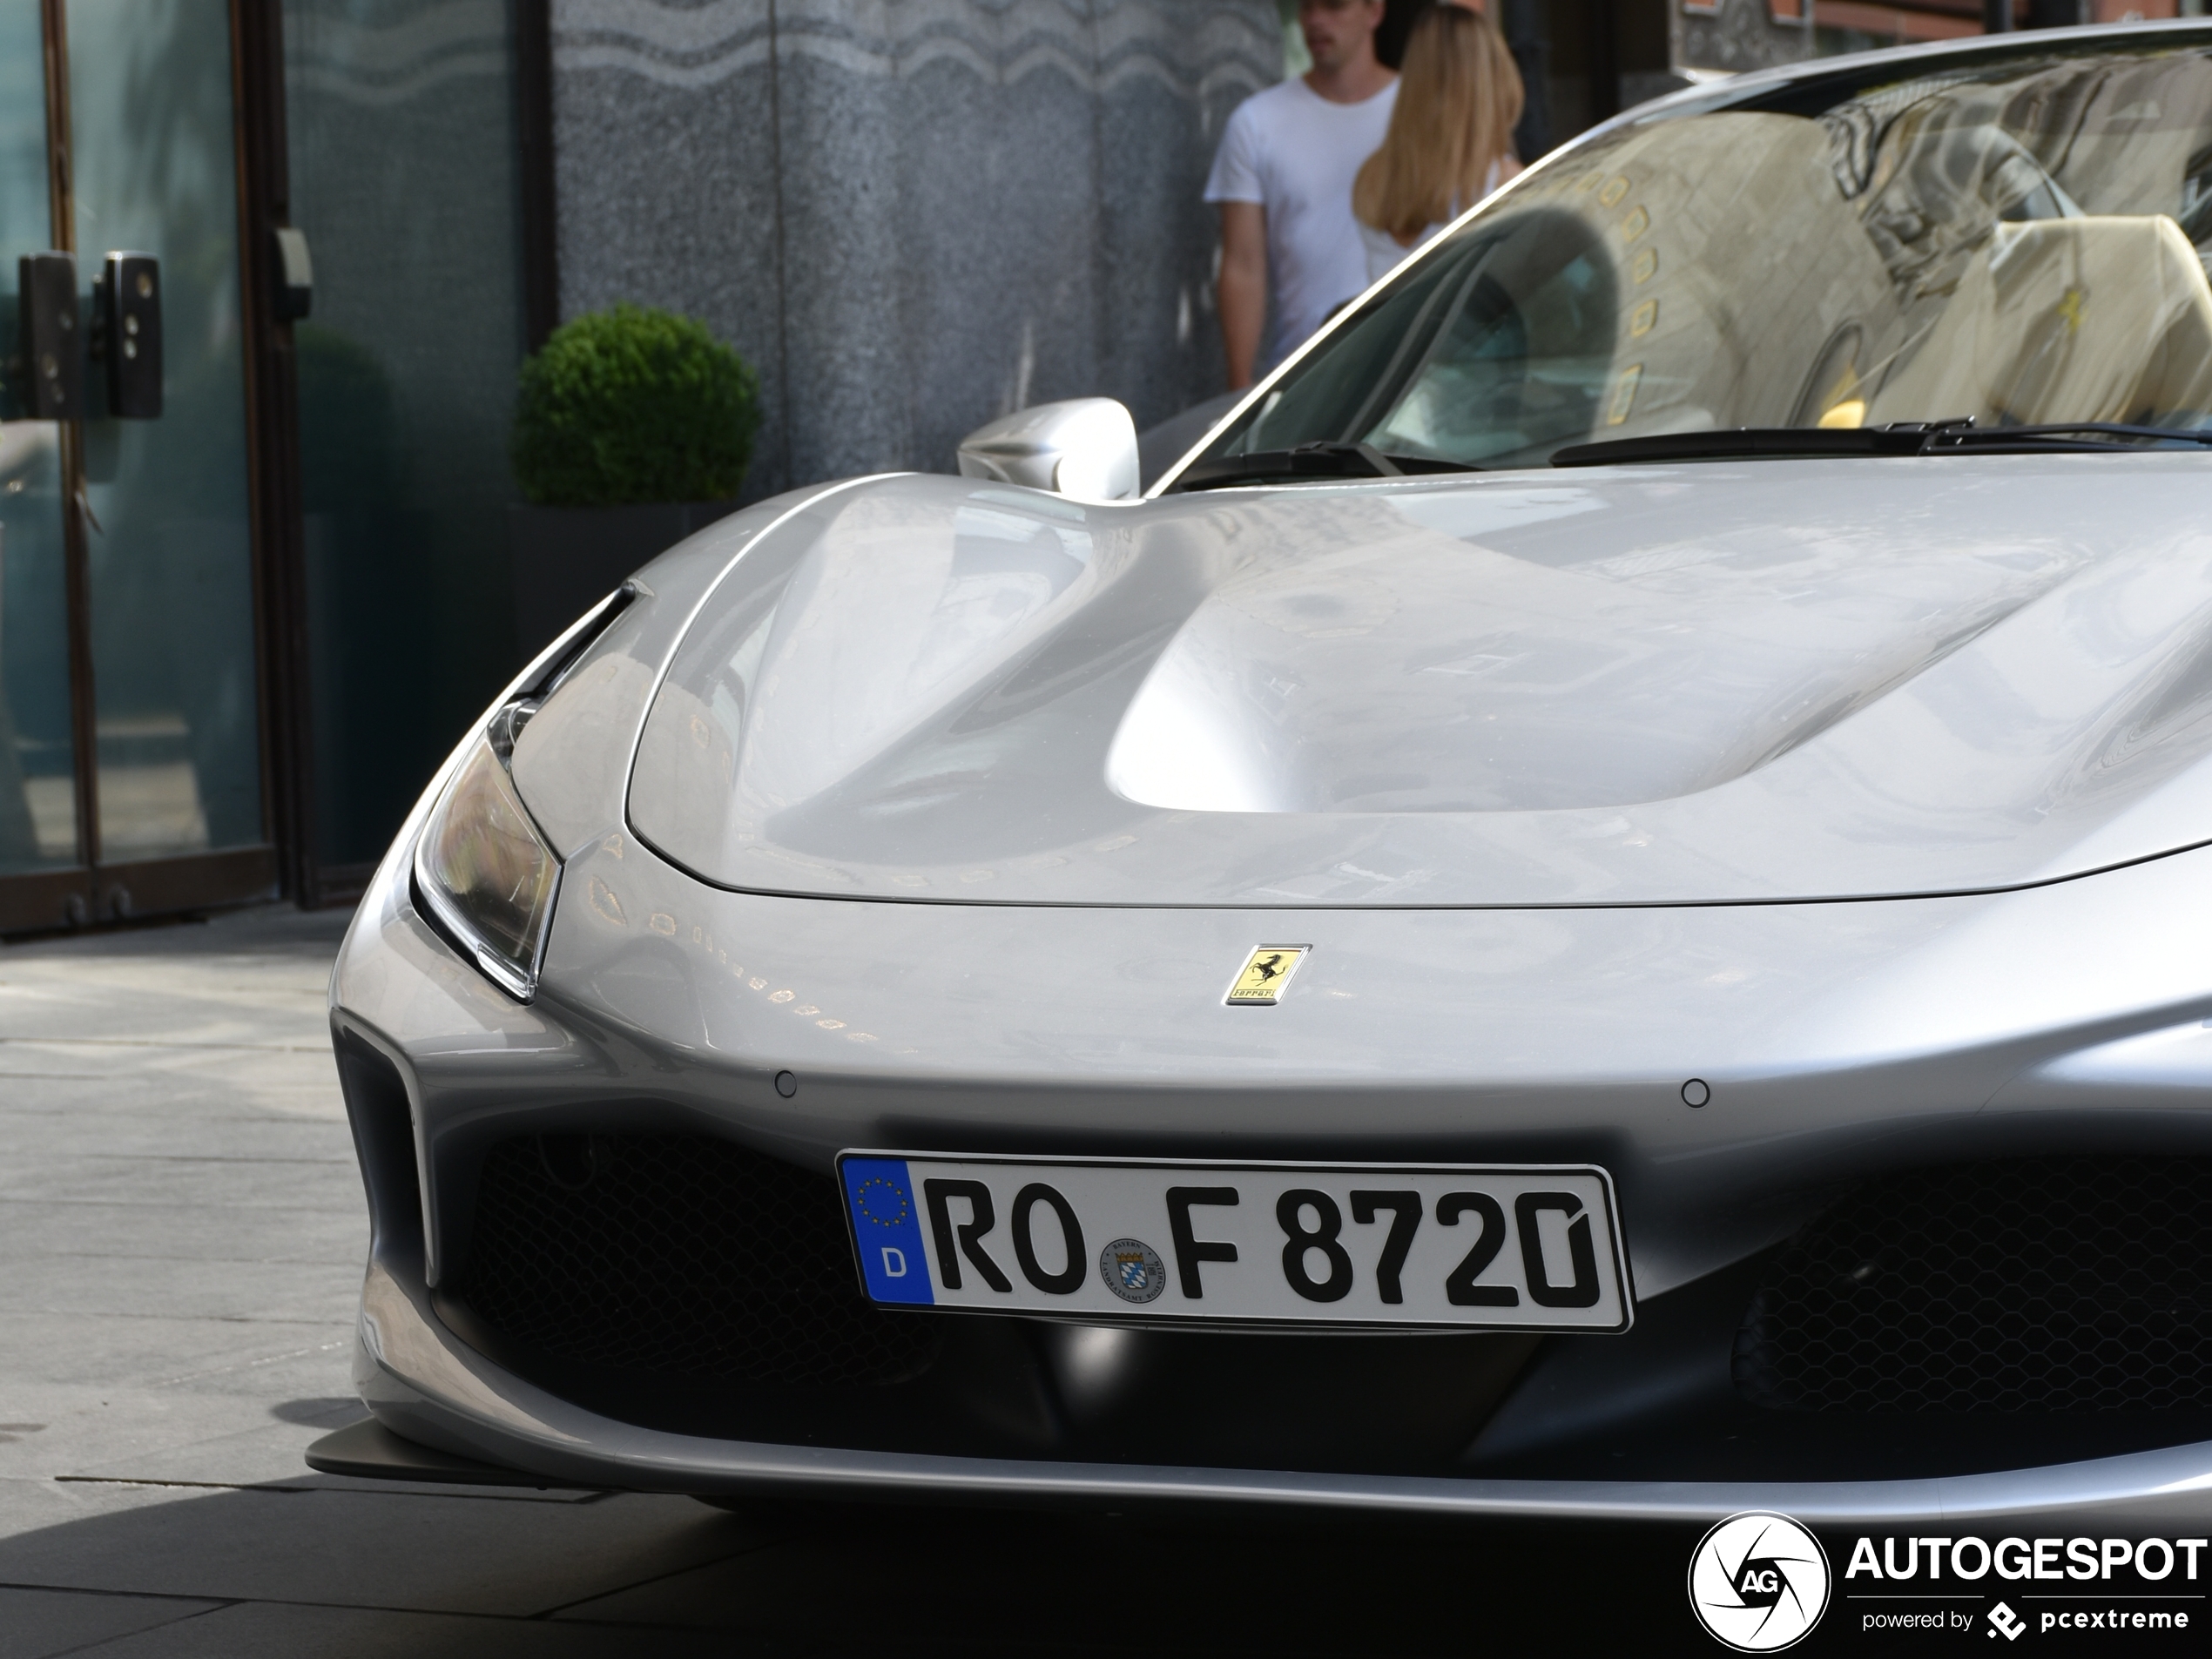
[512,303,760,506]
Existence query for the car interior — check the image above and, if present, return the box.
[1215,49,2212,472]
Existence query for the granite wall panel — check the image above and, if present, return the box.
[550,0,1278,500]
[864,50,1101,486]
[1094,1,1272,433]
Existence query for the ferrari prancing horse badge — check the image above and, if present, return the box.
[1226,945,1309,1007]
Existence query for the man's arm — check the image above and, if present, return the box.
[1217,200,1267,392]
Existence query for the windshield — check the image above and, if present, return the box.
[1174,38,2212,481]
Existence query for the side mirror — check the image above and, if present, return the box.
[956,397,1139,500]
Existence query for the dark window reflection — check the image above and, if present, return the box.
[286,0,528,870]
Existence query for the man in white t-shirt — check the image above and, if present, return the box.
[1205,0,1398,388]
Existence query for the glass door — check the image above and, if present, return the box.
[0,0,274,931]
[68,0,264,875]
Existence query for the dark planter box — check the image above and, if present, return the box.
[509,500,740,663]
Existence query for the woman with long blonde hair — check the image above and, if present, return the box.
[1352,3,1524,282]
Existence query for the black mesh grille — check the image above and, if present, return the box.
[1735,1157,2212,1413]
[459,1133,943,1388]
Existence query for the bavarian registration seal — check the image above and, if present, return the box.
[1099,1238,1166,1304]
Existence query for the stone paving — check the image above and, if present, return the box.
[0,904,1668,1656]
[0,905,742,1655]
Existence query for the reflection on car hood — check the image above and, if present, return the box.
[623,461,2212,906]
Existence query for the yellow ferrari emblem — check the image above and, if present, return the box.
[1226,945,1308,1006]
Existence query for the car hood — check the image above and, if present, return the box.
[617,458,2212,907]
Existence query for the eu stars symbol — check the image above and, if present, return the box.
[842,1157,933,1305]
[855,1177,910,1227]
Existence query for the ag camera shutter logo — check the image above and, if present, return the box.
[1688,1512,1831,1651]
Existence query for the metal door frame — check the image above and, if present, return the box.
[223,0,560,915]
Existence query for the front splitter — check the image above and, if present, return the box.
[344,1257,2212,1528]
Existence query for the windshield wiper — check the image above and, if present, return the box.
[1940,421,2212,450]
[1175,442,1480,492]
[1550,420,2212,468]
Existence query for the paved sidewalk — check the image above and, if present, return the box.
[0,905,766,1656]
[0,905,1675,1656]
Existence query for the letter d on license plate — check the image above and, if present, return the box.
[837,1153,1630,1332]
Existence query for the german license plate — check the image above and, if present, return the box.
[836,1154,1631,1332]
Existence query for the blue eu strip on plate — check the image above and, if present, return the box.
[840,1157,934,1305]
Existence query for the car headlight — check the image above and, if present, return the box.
[412,724,560,1001]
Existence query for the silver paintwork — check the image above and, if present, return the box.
[337,468,2212,1521]
[624,460,2212,907]
[333,26,2212,1518]
[955,396,1139,502]
[340,772,2212,1305]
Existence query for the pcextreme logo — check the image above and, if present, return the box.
[1689,1512,1831,1651]
[1843,1532,2205,1641]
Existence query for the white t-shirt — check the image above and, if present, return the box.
[1204,76,1399,370]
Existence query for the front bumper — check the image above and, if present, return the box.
[350,1251,2212,1527]
[331,767,2212,1521]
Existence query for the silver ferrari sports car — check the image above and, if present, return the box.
[318,24,2212,1529]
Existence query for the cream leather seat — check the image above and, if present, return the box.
[1868,215,2212,428]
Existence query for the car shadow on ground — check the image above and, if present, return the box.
[0,1479,1713,1656]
